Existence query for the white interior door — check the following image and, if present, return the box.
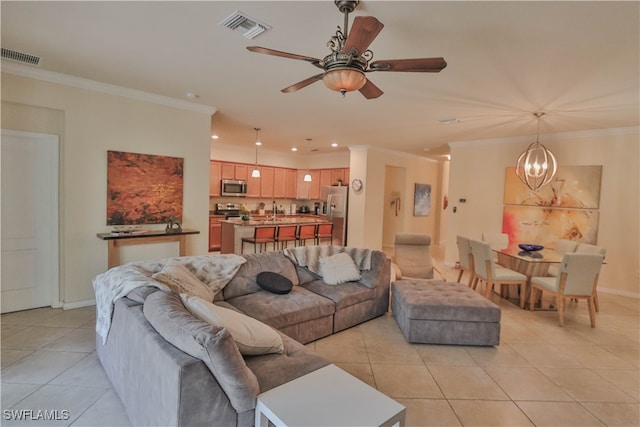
[1,130,59,313]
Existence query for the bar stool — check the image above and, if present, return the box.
[276,225,298,249]
[296,224,317,246]
[241,226,276,254]
[315,223,334,245]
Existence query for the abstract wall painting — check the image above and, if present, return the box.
[502,206,599,247]
[107,150,184,225]
[413,183,431,216]
[504,165,602,208]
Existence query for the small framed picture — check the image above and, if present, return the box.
[413,183,431,216]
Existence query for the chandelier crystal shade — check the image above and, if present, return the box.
[251,128,261,178]
[515,112,557,191]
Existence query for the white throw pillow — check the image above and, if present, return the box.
[180,294,284,356]
[319,252,361,285]
[152,260,214,302]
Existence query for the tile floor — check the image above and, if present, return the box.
[1,263,638,426]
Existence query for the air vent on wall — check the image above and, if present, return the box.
[219,11,271,40]
[1,48,41,66]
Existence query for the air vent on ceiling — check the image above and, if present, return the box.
[219,11,271,39]
[1,48,41,66]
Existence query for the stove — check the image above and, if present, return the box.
[215,203,242,218]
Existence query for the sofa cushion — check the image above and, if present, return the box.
[152,260,215,301]
[319,252,361,285]
[181,294,284,355]
[226,287,335,331]
[224,251,299,300]
[301,280,376,311]
[143,291,259,413]
[245,332,330,393]
[256,272,293,294]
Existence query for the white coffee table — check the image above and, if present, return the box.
[255,364,406,427]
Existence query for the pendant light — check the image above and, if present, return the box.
[515,112,557,191]
[251,128,261,178]
[303,138,312,182]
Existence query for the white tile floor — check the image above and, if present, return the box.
[1,263,638,426]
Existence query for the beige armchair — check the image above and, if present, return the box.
[393,233,443,280]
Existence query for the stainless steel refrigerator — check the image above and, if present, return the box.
[321,185,348,246]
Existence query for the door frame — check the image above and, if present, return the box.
[1,129,61,310]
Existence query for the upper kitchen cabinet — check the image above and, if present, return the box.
[260,166,275,198]
[308,170,321,199]
[273,168,287,198]
[221,162,247,180]
[320,169,333,188]
[285,169,297,198]
[247,173,260,197]
[331,168,347,186]
[209,161,222,196]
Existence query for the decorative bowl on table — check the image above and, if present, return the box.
[518,243,544,252]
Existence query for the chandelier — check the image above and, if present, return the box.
[515,112,557,191]
[303,138,313,182]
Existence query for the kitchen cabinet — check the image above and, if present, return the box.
[320,169,333,188]
[260,166,275,197]
[209,215,226,251]
[285,169,297,198]
[246,174,260,197]
[209,161,222,196]
[308,170,321,199]
[331,168,347,186]
[273,168,287,198]
[296,170,310,199]
[234,164,248,181]
[221,163,235,179]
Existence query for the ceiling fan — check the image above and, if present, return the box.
[247,0,447,99]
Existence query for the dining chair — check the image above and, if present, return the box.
[455,235,475,287]
[547,239,579,277]
[481,232,509,264]
[275,225,298,250]
[529,253,604,327]
[240,226,277,254]
[393,233,444,280]
[296,224,317,246]
[469,239,528,305]
[575,243,606,311]
[315,223,334,245]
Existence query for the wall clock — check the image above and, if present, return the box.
[351,178,363,192]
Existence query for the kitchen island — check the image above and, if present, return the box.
[220,215,328,254]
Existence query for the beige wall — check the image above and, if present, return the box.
[2,73,212,306]
[348,146,442,250]
[445,127,640,297]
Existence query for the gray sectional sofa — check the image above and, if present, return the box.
[94,247,390,426]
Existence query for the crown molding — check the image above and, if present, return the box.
[1,60,216,116]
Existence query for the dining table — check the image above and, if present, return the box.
[494,245,563,310]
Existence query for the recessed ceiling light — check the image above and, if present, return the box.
[438,117,460,124]
[331,143,338,147]
[185,92,200,99]
[211,134,219,140]
[291,147,298,152]
[255,141,262,146]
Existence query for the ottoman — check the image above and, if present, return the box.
[392,279,501,346]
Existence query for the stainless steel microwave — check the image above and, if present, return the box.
[221,179,247,197]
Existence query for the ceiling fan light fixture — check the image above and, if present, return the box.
[322,68,366,95]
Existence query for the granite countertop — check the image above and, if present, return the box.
[221,216,327,226]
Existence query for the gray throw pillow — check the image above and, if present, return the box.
[256,272,293,294]
[143,291,259,413]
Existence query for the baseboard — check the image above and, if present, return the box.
[63,299,96,310]
[598,287,640,299]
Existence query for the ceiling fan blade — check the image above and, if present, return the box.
[343,16,384,55]
[281,74,324,93]
[247,46,321,65]
[359,79,383,99]
[369,57,447,72]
